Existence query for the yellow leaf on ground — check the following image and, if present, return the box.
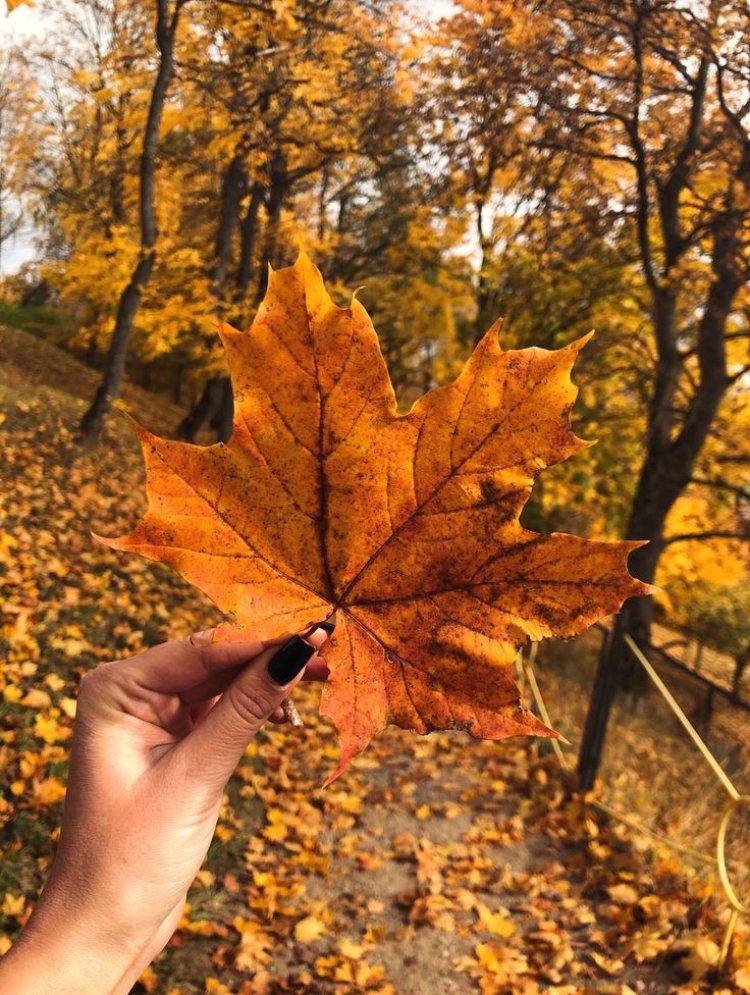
[232,917,273,971]
[591,951,626,976]
[33,709,71,744]
[475,941,529,979]
[20,688,52,709]
[476,902,516,938]
[339,938,366,960]
[295,915,328,943]
[204,981,233,995]
[32,777,66,806]
[60,697,77,719]
[608,883,639,905]
[1,893,24,917]
[682,936,721,981]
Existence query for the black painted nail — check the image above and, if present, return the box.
[267,635,316,686]
[318,616,336,634]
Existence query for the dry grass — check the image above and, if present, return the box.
[532,632,750,910]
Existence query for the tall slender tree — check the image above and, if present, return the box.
[524,0,750,785]
[433,0,750,785]
[78,0,190,444]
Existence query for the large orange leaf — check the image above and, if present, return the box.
[101,252,649,782]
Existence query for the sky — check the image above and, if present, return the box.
[1,3,44,273]
[0,2,39,38]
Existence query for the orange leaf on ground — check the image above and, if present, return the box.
[101,252,649,782]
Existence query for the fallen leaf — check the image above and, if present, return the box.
[102,252,649,781]
[60,697,77,719]
[1,893,24,917]
[339,938,366,959]
[608,883,639,905]
[33,709,71,745]
[19,688,51,709]
[138,966,159,993]
[232,917,273,970]
[591,951,626,976]
[476,902,516,938]
[680,935,721,981]
[475,941,529,980]
[31,777,67,806]
[3,685,22,704]
[205,980,234,995]
[295,914,328,942]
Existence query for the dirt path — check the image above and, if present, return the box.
[157,691,725,994]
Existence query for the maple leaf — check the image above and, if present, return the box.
[100,252,649,782]
[4,0,34,12]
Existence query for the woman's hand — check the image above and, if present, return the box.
[0,626,330,995]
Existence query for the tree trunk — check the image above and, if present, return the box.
[213,152,246,309]
[318,164,330,241]
[234,179,264,324]
[578,205,741,789]
[733,651,749,701]
[177,376,232,443]
[693,641,703,672]
[79,255,156,442]
[255,161,287,303]
[78,0,184,446]
[210,377,233,442]
[474,198,495,342]
[172,364,185,405]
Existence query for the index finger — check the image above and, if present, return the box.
[178,635,331,706]
[114,625,330,699]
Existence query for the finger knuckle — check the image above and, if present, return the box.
[227,681,276,728]
[77,663,112,698]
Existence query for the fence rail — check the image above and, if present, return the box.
[523,635,750,971]
[593,621,750,732]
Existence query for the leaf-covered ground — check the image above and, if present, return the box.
[1,325,749,994]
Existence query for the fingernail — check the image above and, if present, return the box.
[318,616,336,634]
[267,635,316,686]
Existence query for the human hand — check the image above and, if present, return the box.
[0,625,331,995]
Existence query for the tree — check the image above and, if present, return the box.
[176,0,410,439]
[428,0,750,786]
[78,0,191,444]
[520,0,750,786]
[426,1,543,339]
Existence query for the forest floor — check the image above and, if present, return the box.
[1,323,749,995]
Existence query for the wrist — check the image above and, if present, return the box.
[0,884,156,995]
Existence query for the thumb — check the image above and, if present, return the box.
[175,631,325,788]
